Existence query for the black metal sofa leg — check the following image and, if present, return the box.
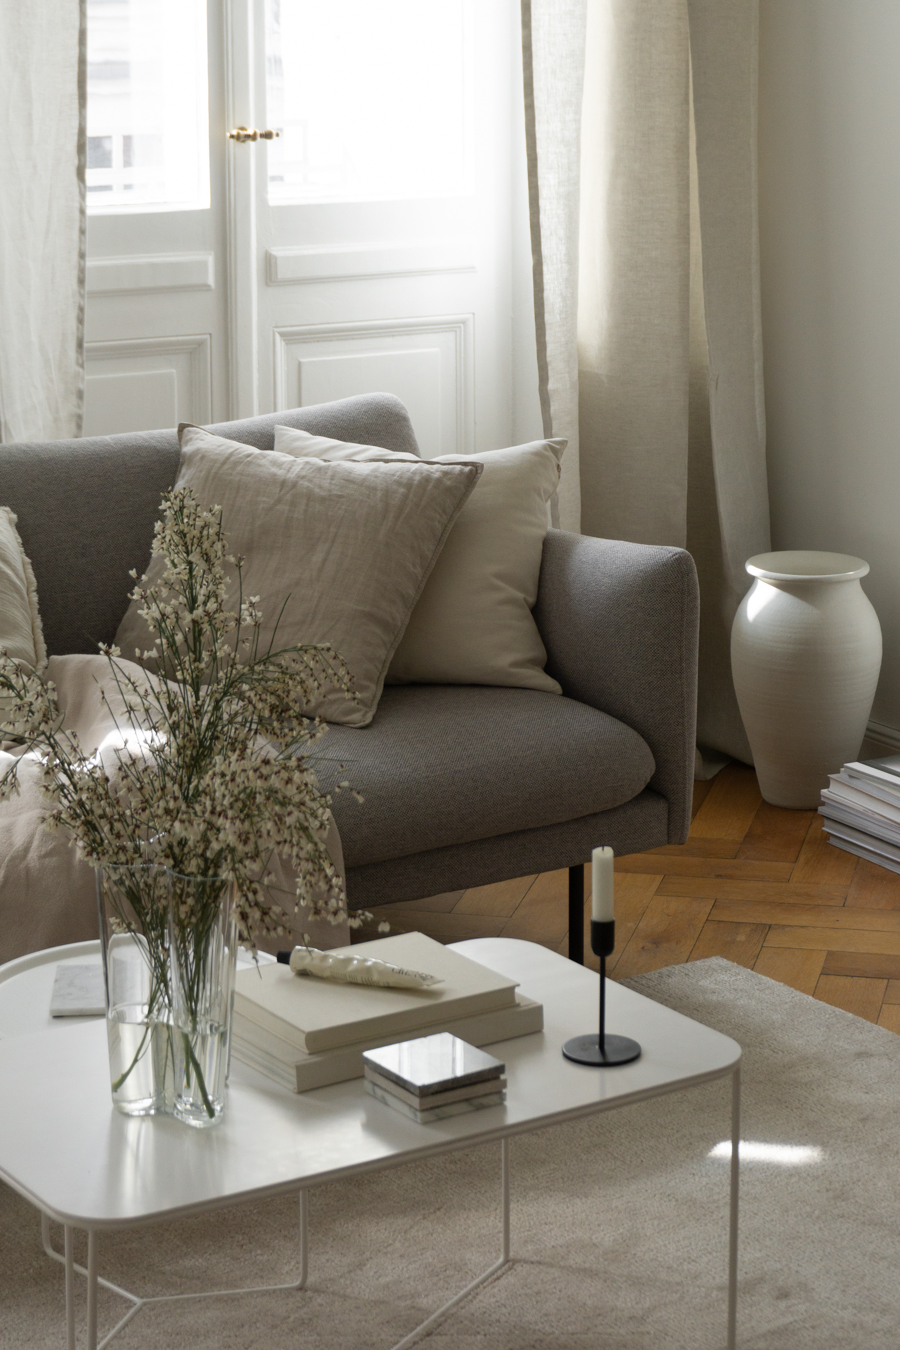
[568,864,584,964]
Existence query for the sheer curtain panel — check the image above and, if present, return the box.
[0,2,87,442]
[523,0,770,763]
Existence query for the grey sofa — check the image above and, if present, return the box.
[0,393,699,962]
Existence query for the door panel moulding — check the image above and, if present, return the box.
[83,334,212,436]
[272,315,474,460]
[86,254,215,296]
[265,241,476,286]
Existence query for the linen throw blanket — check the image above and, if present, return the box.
[0,655,350,967]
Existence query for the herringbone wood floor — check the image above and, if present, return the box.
[365,764,900,1031]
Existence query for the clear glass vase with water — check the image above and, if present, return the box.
[97,863,176,1117]
[168,871,238,1128]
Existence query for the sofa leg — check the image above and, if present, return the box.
[568,865,584,964]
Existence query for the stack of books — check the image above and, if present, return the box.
[231,931,543,1092]
[362,1033,506,1123]
[820,754,900,874]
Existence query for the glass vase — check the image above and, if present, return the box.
[168,871,238,1128]
[96,863,175,1117]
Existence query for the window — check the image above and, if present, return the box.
[86,0,209,214]
[264,0,473,205]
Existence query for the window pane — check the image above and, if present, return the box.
[86,0,210,214]
[265,0,473,205]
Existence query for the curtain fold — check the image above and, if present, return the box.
[0,1,87,443]
[523,0,770,762]
[521,0,587,531]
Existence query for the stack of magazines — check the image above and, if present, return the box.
[362,1033,506,1124]
[820,754,900,874]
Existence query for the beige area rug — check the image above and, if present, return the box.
[3,956,900,1349]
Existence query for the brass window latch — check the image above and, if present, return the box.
[227,127,280,143]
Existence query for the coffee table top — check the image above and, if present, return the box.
[0,938,740,1231]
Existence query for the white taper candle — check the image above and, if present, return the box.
[591,846,615,922]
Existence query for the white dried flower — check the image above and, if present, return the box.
[0,487,363,950]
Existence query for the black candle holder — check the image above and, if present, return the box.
[562,920,642,1067]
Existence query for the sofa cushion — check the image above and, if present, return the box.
[274,423,565,696]
[0,507,46,674]
[115,425,482,727]
[309,685,656,868]
[0,394,421,659]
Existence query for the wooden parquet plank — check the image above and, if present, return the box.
[822,952,900,980]
[814,974,887,1024]
[689,920,767,968]
[845,859,900,911]
[883,979,900,1005]
[609,895,713,979]
[791,815,858,888]
[500,868,568,948]
[579,871,663,973]
[643,840,740,859]
[453,875,536,917]
[710,898,900,932]
[737,802,815,863]
[616,855,792,882]
[657,877,847,906]
[753,947,826,995]
[689,764,762,840]
[877,1004,900,1033]
[766,926,900,956]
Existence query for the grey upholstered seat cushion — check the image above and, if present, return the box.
[309,685,655,868]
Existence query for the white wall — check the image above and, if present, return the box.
[759,0,900,747]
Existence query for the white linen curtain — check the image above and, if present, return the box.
[0,1,87,443]
[523,0,770,763]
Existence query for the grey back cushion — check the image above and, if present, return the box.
[0,394,420,656]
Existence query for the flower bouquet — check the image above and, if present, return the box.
[0,486,357,1124]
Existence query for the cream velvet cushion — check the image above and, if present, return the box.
[274,425,565,694]
[0,507,47,732]
[114,426,482,727]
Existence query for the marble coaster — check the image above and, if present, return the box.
[49,964,106,1017]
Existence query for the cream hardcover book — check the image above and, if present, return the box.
[232,931,519,1054]
[231,993,543,1092]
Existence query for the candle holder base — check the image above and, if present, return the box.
[562,1034,642,1067]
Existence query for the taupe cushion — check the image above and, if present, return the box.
[115,425,482,727]
[274,425,565,695]
[310,685,656,867]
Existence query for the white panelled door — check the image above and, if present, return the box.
[85,0,518,453]
[83,0,231,433]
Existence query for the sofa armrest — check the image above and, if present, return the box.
[533,530,699,845]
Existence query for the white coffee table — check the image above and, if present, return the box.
[0,937,741,1350]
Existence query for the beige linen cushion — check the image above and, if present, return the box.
[0,507,47,736]
[0,506,47,672]
[114,425,481,727]
[273,425,565,694]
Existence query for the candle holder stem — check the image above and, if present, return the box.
[562,921,641,1067]
[599,951,607,1046]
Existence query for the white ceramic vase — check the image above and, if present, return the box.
[731,551,882,809]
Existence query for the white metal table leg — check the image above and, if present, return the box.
[63,1225,75,1350]
[389,1138,513,1350]
[42,1188,311,1349]
[87,1230,99,1350]
[727,1062,741,1350]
